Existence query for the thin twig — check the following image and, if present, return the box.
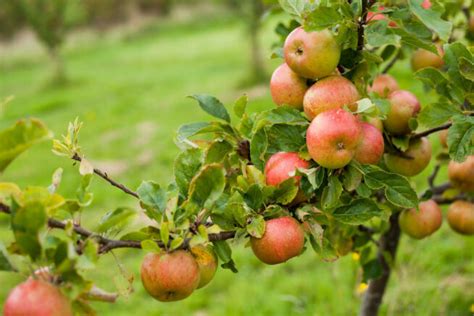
[431,182,452,195]
[71,153,139,199]
[411,122,451,140]
[382,51,400,74]
[428,164,441,188]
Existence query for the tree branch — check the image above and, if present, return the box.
[428,164,441,188]
[382,51,400,74]
[71,153,139,199]
[411,123,451,140]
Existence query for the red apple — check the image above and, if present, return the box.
[306,109,362,169]
[368,74,399,98]
[422,0,432,9]
[141,250,200,302]
[354,123,385,165]
[366,6,397,27]
[384,90,421,135]
[399,199,442,239]
[303,75,360,120]
[448,156,474,193]
[4,279,73,316]
[251,216,304,264]
[270,63,308,109]
[284,27,340,79]
[384,137,432,177]
[190,244,218,289]
[447,200,474,235]
[265,152,309,186]
[358,115,384,132]
[411,45,444,71]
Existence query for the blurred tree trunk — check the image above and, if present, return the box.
[359,213,401,316]
[48,46,65,83]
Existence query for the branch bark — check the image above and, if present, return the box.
[410,122,451,140]
[359,212,401,316]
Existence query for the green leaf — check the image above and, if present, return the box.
[170,237,184,250]
[174,148,203,197]
[362,259,383,282]
[189,94,231,123]
[212,240,232,263]
[97,207,136,233]
[333,199,381,225]
[0,243,15,271]
[137,181,167,220]
[447,115,474,162]
[365,20,400,48]
[233,94,248,118]
[76,239,99,270]
[408,0,452,41]
[250,128,268,171]
[444,43,474,94]
[459,57,474,82]
[343,164,363,192]
[417,101,462,129]
[278,0,305,20]
[246,215,266,238]
[0,118,51,172]
[140,240,161,253]
[321,175,343,210]
[160,222,170,247]
[305,5,342,30]
[272,178,299,205]
[188,164,226,209]
[205,140,233,164]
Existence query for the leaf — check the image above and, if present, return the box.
[447,115,474,162]
[250,128,268,171]
[417,101,461,129]
[160,222,170,247]
[174,148,203,197]
[362,259,383,282]
[321,175,343,210]
[205,140,233,164]
[48,168,63,194]
[278,0,305,20]
[0,182,21,202]
[408,0,452,41]
[76,239,99,270]
[365,20,400,48]
[272,178,299,205]
[333,199,381,225]
[459,57,474,82]
[0,118,51,172]
[79,158,94,176]
[233,94,248,118]
[0,243,15,271]
[140,240,161,253]
[343,164,363,192]
[246,215,266,238]
[305,5,342,30]
[170,237,184,250]
[97,207,136,233]
[137,181,167,220]
[189,94,231,123]
[188,164,226,209]
[212,240,232,263]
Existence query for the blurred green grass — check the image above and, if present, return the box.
[1,16,473,316]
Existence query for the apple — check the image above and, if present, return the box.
[251,216,304,264]
[439,129,448,148]
[448,155,474,193]
[190,244,218,289]
[3,279,73,316]
[141,250,200,302]
[303,75,360,120]
[284,27,340,79]
[384,137,432,177]
[354,123,385,165]
[411,45,444,71]
[399,199,442,239]
[265,152,309,186]
[368,74,399,98]
[307,109,361,169]
[422,0,432,9]
[366,6,397,27]
[384,90,421,135]
[270,63,308,109]
[358,115,383,132]
[447,200,474,235]
[470,16,474,34]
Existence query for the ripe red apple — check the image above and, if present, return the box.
[190,244,218,289]
[384,137,432,177]
[284,27,340,79]
[270,63,308,109]
[447,200,474,235]
[422,0,432,9]
[306,109,362,169]
[439,129,448,148]
[354,123,385,165]
[265,152,309,186]
[368,74,399,98]
[448,156,474,193]
[4,279,73,316]
[384,90,421,135]
[303,75,360,120]
[411,45,444,71]
[251,216,304,264]
[399,199,442,239]
[141,250,200,302]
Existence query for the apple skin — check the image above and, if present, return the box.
[447,200,474,235]
[384,90,421,135]
[448,156,474,193]
[284,27,340,79]
[368,74,399,98]
[270,63,308,109]
[399,199,442,239]
[190,244,218,289]
[358,115,383,132]
[303,75,360,120]
[140,250,200,302]
[265,152,309,186]
[307,109,362,169]
[251,216,304,265]
[354,123,385,165]
[3,279,73,316]
[384,137,432,177]
[411,45,444,71]
[439,129,448,148]
[422,0,431,9]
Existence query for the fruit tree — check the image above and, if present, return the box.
[1,1,473,315]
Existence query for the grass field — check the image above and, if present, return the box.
[0,15,473,316]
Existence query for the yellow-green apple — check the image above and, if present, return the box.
[399,199,442,239]
[190,244,218,289]
[354,123,385,165]
[141,250,200,302]
[265,152,309,186]
[251,216,304,264]
[303,75,360,120]
[358,115,384,132]
[3,279,73,316]
[439,129,448,148]
[448,156,474,193]
[447,200,474,235]
[284,27,340,79]
[384,137,432,177]
[384,90,421,135]
[306,109,362,169]
[411,45,444,71]
[270,63,308,109]
[368,74,399,98]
